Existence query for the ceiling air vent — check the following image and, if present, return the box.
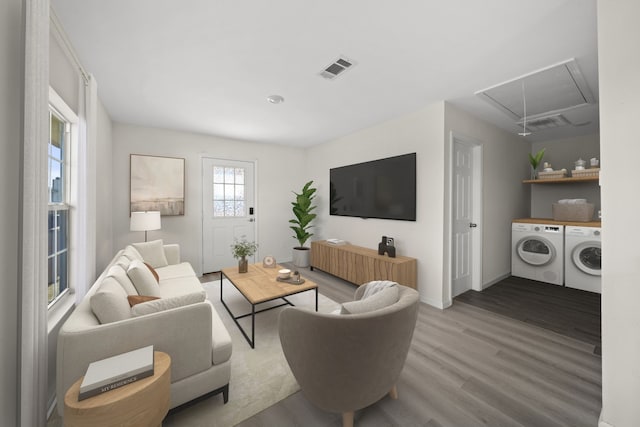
[319,56,355,80]
[517,114,571,131]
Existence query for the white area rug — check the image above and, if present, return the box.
[163,279,339,427]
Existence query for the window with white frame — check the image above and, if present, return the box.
[213,166,246,217]
[47,107,70,306]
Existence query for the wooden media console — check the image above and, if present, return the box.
[310,240,417,289]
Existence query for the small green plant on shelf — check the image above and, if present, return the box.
[528,148,545,179]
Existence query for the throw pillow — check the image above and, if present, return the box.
[132,239,169,268]
[127,295,160,307]
[341,286,399,315]
[106,265,138,295]
[131,291,206,316]
[122,245,144,262]
[144,262,160,283]
[114,255,132,271]
[127,260,161,297]
[90,277,133,324]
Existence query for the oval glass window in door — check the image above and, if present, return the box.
[573,243,601,276]
[517,238,554,266]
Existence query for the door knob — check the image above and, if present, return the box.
[469,223,477,228]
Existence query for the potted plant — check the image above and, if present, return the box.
[528,148,545,179]
[289,180,317,267]
[230,237,258,273]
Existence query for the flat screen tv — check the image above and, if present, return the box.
[330,153,416,221]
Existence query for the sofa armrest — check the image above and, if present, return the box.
[57,302,215,415]
[164,244,180,265]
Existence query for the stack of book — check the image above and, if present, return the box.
[79,345,155,400]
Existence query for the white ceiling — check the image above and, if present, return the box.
[51,0,598,147]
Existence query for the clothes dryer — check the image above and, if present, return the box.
[511,222,564,285]
[564,226,601,293]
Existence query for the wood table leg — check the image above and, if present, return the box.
[389,384,398,400]
[342,411,354,427]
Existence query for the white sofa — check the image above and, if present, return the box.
[56,240,232,416]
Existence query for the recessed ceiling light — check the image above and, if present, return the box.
[267,95,284,104]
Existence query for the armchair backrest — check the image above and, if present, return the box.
[278,285,419,413]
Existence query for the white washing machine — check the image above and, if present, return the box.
[564,226,601,293]
[512,222,564,285]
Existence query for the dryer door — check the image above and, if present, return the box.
[572,242,601,276]
[516,237,555,266]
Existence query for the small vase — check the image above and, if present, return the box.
[531,168,538,180]
[238,257,248,273]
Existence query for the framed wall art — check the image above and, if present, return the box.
[130,154,185,216]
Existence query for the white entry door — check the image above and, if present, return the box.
[451,138,478,297]
[202,158,256,273]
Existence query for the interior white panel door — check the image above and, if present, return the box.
[452,140,474,297]
[202,158,255,273]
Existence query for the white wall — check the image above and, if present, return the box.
[598,0,640,425]
[531,134,601,218]
[0,0,22,423]
[49,31,79,113]
[306,103,447,307]
[112,123,307,274]
[95,99,114,271]
[444,103,531,289]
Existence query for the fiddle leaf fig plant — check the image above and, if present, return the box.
[289,180,317,248]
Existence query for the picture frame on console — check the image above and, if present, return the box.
[130,154,185,216]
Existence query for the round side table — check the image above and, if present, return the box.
[64,351,171,427]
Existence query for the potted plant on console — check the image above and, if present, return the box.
[290,180,317,268]
[231,237,258,273]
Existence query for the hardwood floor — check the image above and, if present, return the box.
[236,266,602,427]
[455,275,601,355]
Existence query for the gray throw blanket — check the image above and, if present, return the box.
[362,280,398,299]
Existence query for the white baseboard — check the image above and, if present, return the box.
[482,272,511,290]
[599,410,614,427]
[421,296,449,309]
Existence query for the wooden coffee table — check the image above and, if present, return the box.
[220,263,318,348]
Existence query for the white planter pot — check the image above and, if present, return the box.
[292,247,311,268]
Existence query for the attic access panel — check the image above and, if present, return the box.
[476,59,595,121]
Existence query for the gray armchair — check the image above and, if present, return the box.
[278,284,419,427]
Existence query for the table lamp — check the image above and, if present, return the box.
[130,211,161,242]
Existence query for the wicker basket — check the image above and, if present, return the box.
[552,203,595,222]
[571,168,600,178]
[538,170,567,179]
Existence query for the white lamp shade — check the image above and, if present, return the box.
[130,211,161,231]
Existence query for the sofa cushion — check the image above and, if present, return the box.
[90,277,132,324]
[341,286,399,315]
[157,276,205,299]
[122,245,144,262]
[209,300,233,365]
[106,265,138,295]
[131,291,206,316]
[114,255,132,271]
[156,262,197,281]
[127,260,161,297]
[133,239,169,268]
[127,295,160,307]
